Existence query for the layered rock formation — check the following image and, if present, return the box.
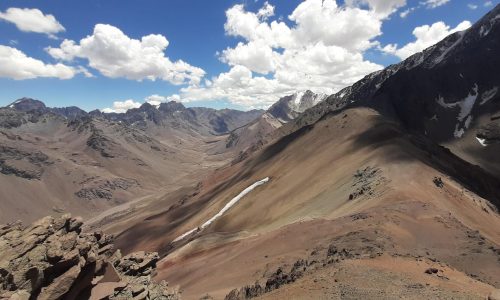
[0,215,178,300]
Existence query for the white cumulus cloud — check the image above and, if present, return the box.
[175,0,393,108]
[257,1,275,20]
[144,94,167,106]
[0,45,76,80]
[382,20,471,59]
[221,41,277,74]
[101,99,141,113]
[0,8,65,38]
[46,24,205,85]
[102,94,182,112]
[143,94,181,106]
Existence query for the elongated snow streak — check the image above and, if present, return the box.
[172,177,270,242]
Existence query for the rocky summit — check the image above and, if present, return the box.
[0,215,178,300]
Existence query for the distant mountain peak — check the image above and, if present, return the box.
[158,101,186,113]
[8,98,46,111]
[5,98,88,120]
[268,90,327,123]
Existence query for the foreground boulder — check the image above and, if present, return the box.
[0,215,178,299]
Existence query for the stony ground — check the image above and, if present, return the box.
[0,214,178,300]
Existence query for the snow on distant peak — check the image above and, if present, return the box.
[266,90,328,124]
[7,99,22,108]
[292,91,305,106]
[288,90,326,113]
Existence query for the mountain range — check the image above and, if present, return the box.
[0,89,325,223]
[1,4,500,300]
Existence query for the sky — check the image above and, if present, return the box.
[0,0,497,112]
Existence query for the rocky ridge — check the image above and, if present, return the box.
[0,215,178,300]
[235,4,500,177]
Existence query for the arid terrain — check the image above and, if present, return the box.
[114,108,500,299]
[0,98,262,223]
[1,3,500,300]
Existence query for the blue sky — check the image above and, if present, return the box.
[0,0,497,111]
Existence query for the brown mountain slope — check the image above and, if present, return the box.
[111,108,500,299]
[0,111,231,223]
[236,4,500,181]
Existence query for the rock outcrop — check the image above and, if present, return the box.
[0,215,178,300]
[0,146,52,180]
[75,178,139,201]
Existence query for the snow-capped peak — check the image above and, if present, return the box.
[288,90,327,113]
[267,90,328,124]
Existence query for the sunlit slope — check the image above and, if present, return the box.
[113,107,500,298]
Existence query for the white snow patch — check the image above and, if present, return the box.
[437,84,479,121]
[476,137,487,147]
[464,115,472,129]
[457,84,478,121]
[437,95,457,108]
[293,91,305,106]
[289,91,326,113]
[449,84,479,138]
[480,87,498,105]
[8,100,22,108]
[172,228,198,242]
[172,177,270,242]
[454,125,465,138]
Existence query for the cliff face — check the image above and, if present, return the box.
[0,215,178,300]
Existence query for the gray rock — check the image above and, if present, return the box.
[0,214,178,299]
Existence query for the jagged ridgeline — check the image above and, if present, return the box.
[0,98,264,223]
